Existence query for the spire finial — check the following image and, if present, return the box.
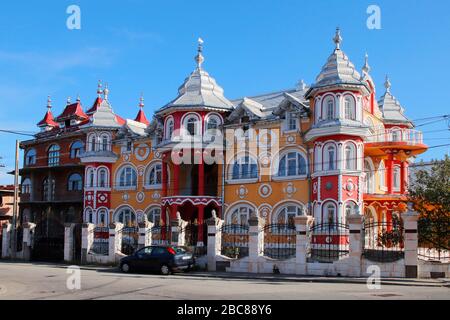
[362,52,371,74]
[384,75,391,93]
[97,80,103,98]
[47,95,52,110]
[76,94,81,102]
[139,93,145,109]
[297,79,306,91]
[67,96,71,105]
[333,27,342,50]
[195,37,205,69]
[103,83,109,100]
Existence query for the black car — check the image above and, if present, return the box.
[119,245,195,275]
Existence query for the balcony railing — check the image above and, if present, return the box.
[366,129,424,145]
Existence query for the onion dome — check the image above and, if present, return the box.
[157,38,234,114]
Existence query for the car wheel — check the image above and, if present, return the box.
[121,263,131,273]
[160,264,171,276]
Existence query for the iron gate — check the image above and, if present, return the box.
[261,224,296,260]
[151,225,171,245]
[309,223,349,263]
[180,222,207,257]
[119,226,139,256]
[32,236,64,261]
[220,224,249,259]
[363,221,404,263]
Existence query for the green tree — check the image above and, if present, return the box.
[408,156,450,251]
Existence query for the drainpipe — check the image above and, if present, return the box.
[298,110,312,215]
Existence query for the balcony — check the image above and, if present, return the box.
[365,129,427,157]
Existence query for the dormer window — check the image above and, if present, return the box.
[286,112,298,131]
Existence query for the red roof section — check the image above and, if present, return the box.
[37,110,59,127]
[86,97,103,115]
[134,109,150,125]
[116,115,126,125]
[55,102,88,122]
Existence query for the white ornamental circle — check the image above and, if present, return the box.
[135,144,150,161]
[258,184,272,198]
[122,193,129,202]
[136,192,145,203]
[124,154,130,162]
[137,165,145,177]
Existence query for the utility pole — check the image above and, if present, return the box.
[10,140,20,259]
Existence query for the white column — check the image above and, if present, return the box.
[138,221,152,250]
[207,218,220,271]
[1,223,11,259]
[248,216,262,273]
[64,223,75,262]
[347,214,363,277]
[22,222,36,261]
[108,222,123,263]
[295,216,314,275]
[81,223,95,264]
[403,209,419,278]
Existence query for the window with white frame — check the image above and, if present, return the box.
[345,202,357,218]
[324,203,337,226]
[97,208,108,226]
[42,177,55,201]
[231,156,258,180]
[22,178,32,194]
[166,118,174,140]
[100,134,110,151]
[68,173,83,191]
[147,207,161,226]
[25,149,37,166]
[393,165,401,191]
[115,207,136,226]
[391,129,401,142]
[228,205,254,225]
[324,98,334,120]
[98,168,108,188]
[325,145,336,170]
[278,151,307,177]
[285,112,298,131]
[275,205,303,225]
[184,114,200,136]
[117,166,137,188]
[70,141,84,158]
[85,208,94,224]
[89,135,97,152]
[86,168,95,188]
[146,163,162,186]
[48,144,60,167]
[344,143,356,170]
[364,159,374,194]
[206,115,220,132]
[344,96,356,120]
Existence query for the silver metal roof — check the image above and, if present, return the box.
[378,76,412,125]
[83,96,121,128]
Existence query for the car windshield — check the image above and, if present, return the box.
[173,246,188,254]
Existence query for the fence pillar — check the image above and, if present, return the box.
[248,216,262,273]
[1,223,11,259]
[138,221,150,250]
[403,209,419,278]
[171,219,180,246]
[347,214,363,277]
[64,223,76,262]
[109,222,123,263]
[178,219,188,246]
[22,222,36,261]
[81,223,95,264]
[294,216,314,275]
[207,218,221,271]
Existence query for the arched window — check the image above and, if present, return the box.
[42,177,55,201]
[379,161,386,188]
[85,208,94,224]
[97,208,108,226]
[86,167,95,188]
[147,207,161,226]
[324,98,334,120]
[364,159,374,194]
[344,96,356,120]
[70,141,84,158]
[345,201,358,218]
[25,149,37,166]
[278,151,307,177]
[325,145,336,171]
[89,135,97,152]
[275,204,304,225]
[231,156,258,180]
[206,115,221,132]
[117,166,137,188]
[393,165,401,191]
[146,163,162,186]
[68,173,83,191]
[344,143,356,170]
[324,203,337,226]
[101,134,109,151]
[22,178,32,194]
[98,168,109,188]
[391,129,401,142]
[115,207,136,226]
[48,144,60,166]
[166,118,174,140]
[186,118,198,136]
[228,205,254,225]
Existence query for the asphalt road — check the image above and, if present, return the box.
[0,262,448,300]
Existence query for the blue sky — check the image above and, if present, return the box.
[0,0,449,184]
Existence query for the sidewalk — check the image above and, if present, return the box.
[1,260,449,287]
